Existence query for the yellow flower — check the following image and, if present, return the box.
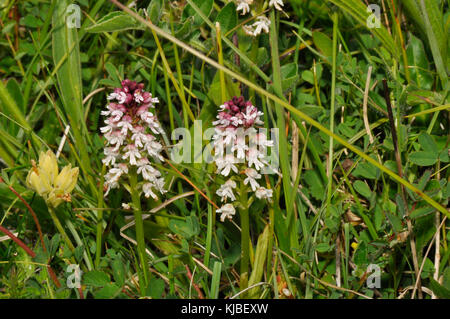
[38,150,58,184]
[26,167,52,195]
[26,150,79,208]
[54,164,79,194]
[351,242,359,251]
[47,189,67,208]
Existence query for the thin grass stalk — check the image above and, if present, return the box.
[170,32,189,128]
[269,9,293,222]
[164,68,175,132]
[327,13,338,217]
[149,24,195,123]
[185,0,271,83]
[216,22,226,103]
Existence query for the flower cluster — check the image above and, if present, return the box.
[101,79,166,199]
[213,96,274,222]
[236,0,284,36]
[26,150,79,208]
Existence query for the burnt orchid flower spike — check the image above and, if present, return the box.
[100,80,166,200]
[212,96,275,222]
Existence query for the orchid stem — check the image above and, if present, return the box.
[95,164,106,269]
[239,181,250,294]
[129,168,150,293]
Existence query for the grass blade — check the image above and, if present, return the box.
[52,0,96,195]
[419,0,448,88]
[210,261,222,299]
[328,0,399,59]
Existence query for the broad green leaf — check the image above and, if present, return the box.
[86,11,143,33]
[111,258,125,286]
[316,243,332,253]
[312,31,333,58]
[421,257,435,279]
[443,268,450,290]
[0,80,30,131]
[20,14,43,28]
[410,206,435,219]
[94,283,121,299]
[6,77,24,113]
[354,241,368,266]
[168,215,200,240]
[424,179,445,199]
[83,270,110,287]
[418,132,438,153]
[301,70,314,85]
[353,162,380,180]
[395,194,406,218]
[256,47,269,67]
[49,234,61,257]
[146,278,165,298]
[214,2,237,35]
[280,62,299,91]
[353,180,372,199]
[374,204,383,231]
[51,1,83,128]
[298,105,324,119]
[304,170,325,201]
[407,35,433,90]
[417,170,432,191]
[147,0,164,24]
[429,278,450,299]
[274,206,290,252]
[409,151,438,166]
[104,62,122,87]
[74,245,84,263]
[52,0,96,195]
[439,149,449,163]
[208,73,240,107]
[182,0,213,25]
[415,214,436,252]
[1,21,15,35]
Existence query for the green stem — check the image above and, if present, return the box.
[129,168,150,292]
[95,165,106,269]
[327,13,338,216]
[204,188,214,269]
[239,181,250,293]
[95,210,103,268]
[48,206,75,252]
[216,22,226,103]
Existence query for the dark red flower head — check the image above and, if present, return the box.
[213,96,263,129]
[223,96,253,116]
